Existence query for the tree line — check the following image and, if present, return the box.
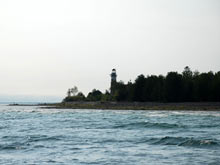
[63,67,220,102]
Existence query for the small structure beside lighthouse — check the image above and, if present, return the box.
[110,69,117,94]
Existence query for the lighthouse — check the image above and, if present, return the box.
[111,69,117,82]
[110,69,117,94]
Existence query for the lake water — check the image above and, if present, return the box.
[0,105,220,164]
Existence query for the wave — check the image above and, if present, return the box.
[0,135,65,151]
[0,142,28,150]
[0,126,8,130]
[194,124,220,128]
[150,136,219,148]
[113,121,185,129]
[27,135,64,142]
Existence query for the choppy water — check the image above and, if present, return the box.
[0,105,220,165]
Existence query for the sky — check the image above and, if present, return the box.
[0,0,220,101]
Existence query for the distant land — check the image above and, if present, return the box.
[8,67,220,111]
[63,67,220,103]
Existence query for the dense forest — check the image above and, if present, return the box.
[63,67,220,102]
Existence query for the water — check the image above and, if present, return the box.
[0,105,220,164]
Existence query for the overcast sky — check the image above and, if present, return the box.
[0,0,220,101]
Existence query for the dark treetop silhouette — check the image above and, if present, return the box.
[63,67,220,103]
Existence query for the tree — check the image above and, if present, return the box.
[126,81,135,101]
[67,89,71,97]
[165,72,183,102]
[195,72,214,101]
[213,72,220,101]
[63,86,85,102]
[70,86,78,96]
[182,66,193,79]
[182,67,193,101]
[101,90,114,101]
[143,75,165,102]
[87,89,103,101]
[133,74,146,101]
[114,81,127,101]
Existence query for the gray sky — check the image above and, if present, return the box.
[0,0,220,101]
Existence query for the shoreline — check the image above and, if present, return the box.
[9,102,220,111]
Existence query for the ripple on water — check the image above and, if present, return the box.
[149,136,220,149]
[0,142,29,151]
[113,121,186,130]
